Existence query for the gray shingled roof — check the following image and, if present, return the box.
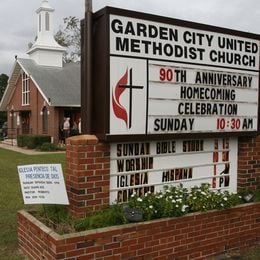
[19,58,80,107]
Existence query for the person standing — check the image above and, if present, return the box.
[63,117,70,139]
[78,118,82,134]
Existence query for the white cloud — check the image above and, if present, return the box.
[0,0,259,75]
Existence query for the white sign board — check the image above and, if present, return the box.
[18,164,69,205]
[109,14,259,136]
[110,138,237,203]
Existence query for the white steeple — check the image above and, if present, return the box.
[27,0,66,67]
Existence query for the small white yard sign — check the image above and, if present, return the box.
[17,164,69,205]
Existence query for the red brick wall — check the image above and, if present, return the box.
[237,136,260,191]
[6,72,61,143]
[17,135,260,259]
[7,74,44,133]
[46,106,61,143]
[17,202,260,260]
[66,135,110,218]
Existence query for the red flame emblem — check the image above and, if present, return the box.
[112,70,128,127]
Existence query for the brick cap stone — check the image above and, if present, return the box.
[67,135,99,145]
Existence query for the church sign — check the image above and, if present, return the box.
[92,7,259,141]
[110,137,237,203]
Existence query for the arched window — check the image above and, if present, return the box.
[42,107,48,133]
[45,12,50,31]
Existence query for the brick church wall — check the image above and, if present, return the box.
[6,73,61,143]
[7,74,49,135]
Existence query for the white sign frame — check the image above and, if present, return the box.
[107,11,260,138]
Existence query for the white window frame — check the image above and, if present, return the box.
[22,72,30,106]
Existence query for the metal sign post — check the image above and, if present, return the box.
[81,0,93,134]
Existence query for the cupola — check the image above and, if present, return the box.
[27,0,66,67]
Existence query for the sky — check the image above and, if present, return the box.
[0,0,259,76]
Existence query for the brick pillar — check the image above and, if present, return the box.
[66,135,110,218]
[237,136,260,191]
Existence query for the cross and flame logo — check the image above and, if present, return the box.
[112,69,129,128]
[112,68,144,129]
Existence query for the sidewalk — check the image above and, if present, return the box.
[0,142,65,155]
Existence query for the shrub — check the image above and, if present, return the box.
[255,190,260,202]
[33,135,51,147]
[41,205,69,224]
[74,204,128,231]
[0,129,3,140]
[128,183,243,221]
[128,186,190,220]
[40,143,62,151]
[17,135,30,147]
[37,184,250,233]
[37,205,74,234]
[187,183,242,212]
[17,135,51,149]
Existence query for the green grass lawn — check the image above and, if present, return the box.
[0,148,65,260]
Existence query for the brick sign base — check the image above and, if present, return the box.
[18,203,260,259]
[66,135,110,218]
[17,135,260,259]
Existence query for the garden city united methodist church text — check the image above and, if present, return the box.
[111,18,258,67]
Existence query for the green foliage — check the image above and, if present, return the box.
[69,184,245,232]
[187,183,242,212]
[0,112,7,129]
[128,184,243,221]
[74,204,128,231]
[0,73,8,100]
[0,74,8,127]
[38,205,74,234]
[241,246,260,259]
[128,186,189,220]
[17,135,26,147]
[17,135,51,149]
[39,142,65,152]
[55,16,80,63]
[255,190,260,202]
[41,205,69,224]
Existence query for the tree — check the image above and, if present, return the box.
[55,16,81,63]
[0,73,8,127]
[0,73,8,101]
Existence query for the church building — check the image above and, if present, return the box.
[0,0,80,144]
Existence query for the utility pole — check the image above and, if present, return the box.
[85,0,92,11]
[81,0,93,134]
